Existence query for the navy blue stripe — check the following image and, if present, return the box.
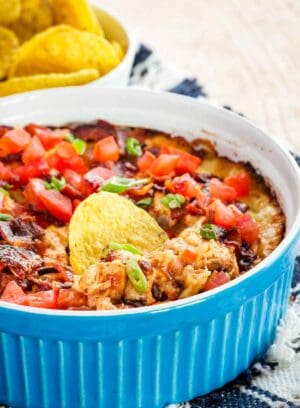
[169,78,207,98]
[132,44,153,68]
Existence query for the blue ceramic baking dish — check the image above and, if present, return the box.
[0,88,299,408]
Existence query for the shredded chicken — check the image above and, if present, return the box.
[40,226,69,266]
[75,220,239,310]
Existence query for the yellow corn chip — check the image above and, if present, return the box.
[0,69,99,96]
[8,25,120,78]
[0,0,21,25]
[0,27,19,80]
[111,41,125,61]
[52,0,104,36]
[8,0,53,43]
[69,192,168,274]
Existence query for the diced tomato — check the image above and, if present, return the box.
[168,173,198,198]
[161,145,201,174]
[204,272,231,291]
[1,281,29,306]
[47,151,87,174]
[61,184,83,199]
[38,189,72,223]
[56,141,77,159]
[224,172,251,198]
[196,191,211,210]
[236,214,259,244]
[207,200,237,228]
[137,151,156,173]
[72,199,81,210]
[27,290,58,309]
[180,248,198,264]
[63,169,83,190]
[84,166,115,190]
[149,154,179,177]
[0,126,11,137]
[23,178,46,211]
[26,124,66,149]
[56,289,87,309]
[94,136,120,162]
[24,159,50,180]
[0,128,31,156]
[63,169,91,196]
[209,178,237,202]
[0,162,13,182]
[22,136,45,164]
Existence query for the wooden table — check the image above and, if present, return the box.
[101,0,300,153]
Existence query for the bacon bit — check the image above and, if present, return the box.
[0,245,43,279]
[171,206,188,220]
[187,200,205,215]
[73,121,115,142]
[126,182,153,198]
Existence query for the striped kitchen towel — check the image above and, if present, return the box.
[130,45,300,408]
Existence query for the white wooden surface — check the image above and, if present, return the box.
[101,0,300,153]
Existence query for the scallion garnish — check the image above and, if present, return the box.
[45,177,66,192]
[200,224,217,240]
[125,137,142,157]
[0,213,13,221]
[0,187,9,197]
[64,132,86,155]
[110,242,142,255]
[126,259,148,293]
[64,132,75,143]
[101,176,150,194]
[160,193,185,209]
[136,197,153,209]
[72,138,86,155]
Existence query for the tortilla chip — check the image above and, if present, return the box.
[69,192,168,274]
[52,0,104,36]
[8,25,120,78]
[0,0,21,25]
[0,69,99,96]
[8,0,53,43]
[0,28,19,80]
[111,41,125,61]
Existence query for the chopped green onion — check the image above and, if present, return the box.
[0,213,13,221]
[126,259,148,293]
[160,193,185,209]
[101,176,150,194]
[110,242,142,255]
[200,224,217,240]
[136,197,153,209]
[64,132,75,143]
[125,137,142,156]
[0,187,9,197]
[72,138,86,155]
[45,177,66,191]
[64,133,86,155]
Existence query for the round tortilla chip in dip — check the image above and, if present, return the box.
[8,25,120,78]
[69,192,168,275]
[52,0,104,36]
[0,69,99,96]
[0,27,19,80]
[8,0,53,43]
[0,0,21,25]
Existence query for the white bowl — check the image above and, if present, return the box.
[88,1,136,87]
[0,88,299,408]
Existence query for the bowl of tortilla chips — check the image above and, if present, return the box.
[0,0,135,96]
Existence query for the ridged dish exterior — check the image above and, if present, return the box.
[0,245,295,408]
